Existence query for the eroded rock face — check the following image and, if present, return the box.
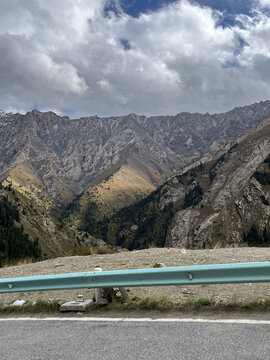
[1,101,270,210]
[164,117,270,248]
[166,209,201,248]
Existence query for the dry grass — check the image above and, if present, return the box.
[0,300,60,313]
[81,165,156,217]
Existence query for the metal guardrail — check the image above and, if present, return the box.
[0,262,270,294]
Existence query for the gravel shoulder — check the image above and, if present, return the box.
[0,247,270,306]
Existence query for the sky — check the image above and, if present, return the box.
[1,0,270,118]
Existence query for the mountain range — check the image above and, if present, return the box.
[1,100,270,258]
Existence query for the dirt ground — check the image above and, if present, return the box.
[0,247,270,306]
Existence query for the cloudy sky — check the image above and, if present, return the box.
[1,0,270,117]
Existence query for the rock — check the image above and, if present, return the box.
[96,298,109,306]
[166,209,201,248]
[130,225,139,232]
[153,263,166,268]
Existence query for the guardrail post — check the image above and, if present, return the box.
[94,267,102,303]
[93,267,129,303]
[119,287,129,303]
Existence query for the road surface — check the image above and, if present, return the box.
[0,317,269,359]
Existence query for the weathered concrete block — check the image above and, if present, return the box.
[60,299,94,312]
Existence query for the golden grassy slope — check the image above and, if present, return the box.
[81,164,156,216]
[2,163,54,211]
[2,162,78,210]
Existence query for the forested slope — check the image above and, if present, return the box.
[0,194,41,266]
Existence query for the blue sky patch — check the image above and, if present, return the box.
[120,38,131,50]
[121,0,176,17]
[120,0,269,25]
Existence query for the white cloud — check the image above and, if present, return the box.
[0,0,270,117]
[260,0,270,8]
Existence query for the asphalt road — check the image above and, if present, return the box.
[0,317,269,360]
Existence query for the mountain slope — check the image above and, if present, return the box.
[93,114,270,249]
[0,193,41,266]
[0,183,105,261]
[63,153,173,228]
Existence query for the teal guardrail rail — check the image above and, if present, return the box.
[0,262,270,294]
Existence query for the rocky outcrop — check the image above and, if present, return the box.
[165,117,270,248]
[166,209,201,248]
